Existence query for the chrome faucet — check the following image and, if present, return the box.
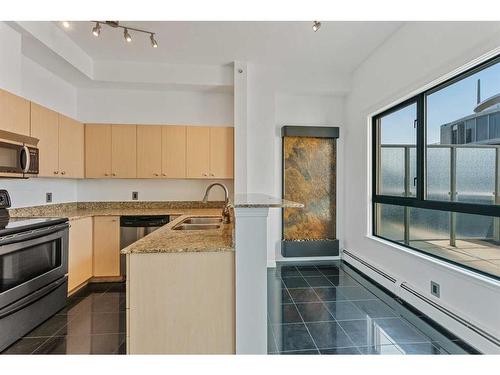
[202,183,232,224]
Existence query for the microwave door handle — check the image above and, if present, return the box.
[21,145,30,173]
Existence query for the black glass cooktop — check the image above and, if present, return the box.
[0,217,68,236]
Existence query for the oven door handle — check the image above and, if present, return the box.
[0,277,67,319]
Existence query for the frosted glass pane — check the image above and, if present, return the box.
[409,207,449,242]
[376,204,404,242]
[456,147,495,205]
[380,148,405,196]
[456,212,494,239]
[426,147,451,201]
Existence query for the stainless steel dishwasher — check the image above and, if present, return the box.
[119,215,170,276]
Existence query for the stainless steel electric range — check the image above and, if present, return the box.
[0,190,69,352]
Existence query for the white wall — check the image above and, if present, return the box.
[244,63,348,264]
[0,22,235,208]
[344,22,500,353]
[77,88,233,125]
[76,88,235,204]
[77,179,233,202]
[0,22,79,208]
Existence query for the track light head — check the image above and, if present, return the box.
[92,22,101,37]
[312,21,321,32]
[150,34,158,48]
[124,28,132,42]
[62,21,70,29]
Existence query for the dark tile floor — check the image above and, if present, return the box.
[267,261,478,355]
[1,282,126,355]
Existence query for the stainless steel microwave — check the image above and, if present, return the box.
[0,140,39,178]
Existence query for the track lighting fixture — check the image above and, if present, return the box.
[124,28,132,43]
[62,21,70,29]
[150,34,158,48]
[88,21,158,48]
[92,22,101,37]
[312,21,321,32]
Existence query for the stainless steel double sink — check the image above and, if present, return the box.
[172,216,223,231]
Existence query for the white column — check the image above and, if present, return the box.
[233,61,248,194]
[234,206,269,354]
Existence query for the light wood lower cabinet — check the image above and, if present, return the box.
[68,217,93,293]
[127,252,235,354]
[93,216,121,277]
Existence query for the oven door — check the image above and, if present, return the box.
[0,223,69,310]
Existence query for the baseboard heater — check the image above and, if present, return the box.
[343,249,397,283]
[400,282,500,347]
[343,249,500,347]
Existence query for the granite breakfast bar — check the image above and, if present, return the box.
[122,213,236,354]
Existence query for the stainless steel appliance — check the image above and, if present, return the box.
[0,190,68,352]
[0,131,39,178]
[119,215,170,276]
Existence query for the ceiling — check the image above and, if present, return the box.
[56,21,403,72]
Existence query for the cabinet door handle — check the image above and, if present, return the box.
[210,173,215,177]
[54,171,59,175]
[153,173,159,176]
[104,173,109,176]
[61,171,66,175]
[112,173,116,176]
[162,173,166,176]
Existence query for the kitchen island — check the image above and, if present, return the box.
[122,213,235,354]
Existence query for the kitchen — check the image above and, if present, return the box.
[1,6,500,366]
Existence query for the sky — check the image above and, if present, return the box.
[381,61,500,145]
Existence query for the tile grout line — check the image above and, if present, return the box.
[281,267,320,354]
[304,266,358,352]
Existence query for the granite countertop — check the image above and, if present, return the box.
[10,202,233,254]
[234,193,303,208]
[121,213,234,254]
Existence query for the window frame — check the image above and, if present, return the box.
[372,53,500,279]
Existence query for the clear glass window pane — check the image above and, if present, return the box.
[426,60,500,204]
[378,103,417,197]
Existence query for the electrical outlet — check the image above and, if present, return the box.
[431,281,440,298]
[132,191,139,200]
[46,192,52,203]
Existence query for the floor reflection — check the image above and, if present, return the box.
[2,282,126,355]
[268,262,477,355]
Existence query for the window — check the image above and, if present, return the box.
[373,55,500,280]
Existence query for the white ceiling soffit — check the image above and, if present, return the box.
[10,21,404,93]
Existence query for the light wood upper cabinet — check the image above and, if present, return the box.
[30,103,59,177]
[85,124,112,178]
[30,104,84,179]
[186,126,233,179]
[93,216,120,277]
[209,127,234,179]
[137,125,162,178]
[112,125,137,178]
[68,217,93,293]
[186,126,210,178]
[162,126,186,178]
[0,88,30,136]
[58,115,84,178]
